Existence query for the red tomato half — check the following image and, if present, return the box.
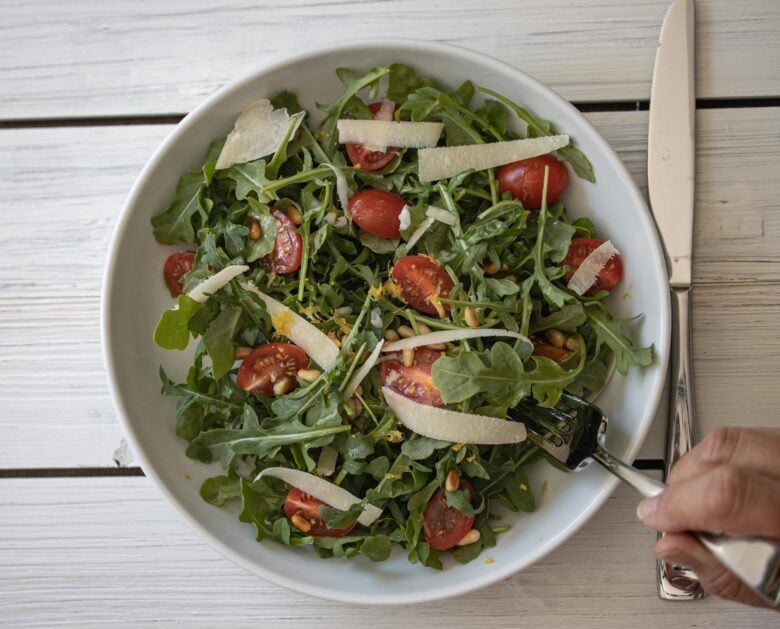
[264,210,302,275]
[423,480,477,551]
[283,488,357,537]
[348,189,407,239]
[379,347,444,407]
[163,251,195,297]
[497,154,568,210]
[345,102,399,171]
[531,340,572,363]
[236,342,309,396]
[391,256,455,317]
[561,237,624,294]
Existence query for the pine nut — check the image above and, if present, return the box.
[433,299,447,319]
[545,328,566,348]
[346,397,362,420]
[273,377,294,396]
[464,306,479,328]
[285,206,303,225]
[355,384,363,396]
[445,469,460,493]
[397,325,415,338]
[384,329,400,342]
[457,529,481,546]
[418,323,432,335]
[234,346,252,360]
[505,275,517,282]
[297,368,321,382]
[248,218,261,240]
[402,348,415,368]
[564,336,579,352]
[484,261,499,275]
[291,514,312,533]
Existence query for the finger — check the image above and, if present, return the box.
[638,464,780,537]
[668,427,780,484]
[656,533,772,608]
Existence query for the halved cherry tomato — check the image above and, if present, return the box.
[497,154,568,210]
[236,342,309,396]
[345,102,399,171]
[531,340,572,363]
[283,488,357,537]
[561,237,623,294]
[391,256,455,317]
[263,210,302,275]
[163,251,195,297]
[423,479,477,551]
[348,189,407,239]
[379,347,444,407]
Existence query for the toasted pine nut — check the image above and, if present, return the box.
[545,328,566,348]
[464,306,479,328]
[384,329,400,342]
[297,368,321,382]
[483,261,499,275]
[564,336,579,352]
[291,514,312,533]
[456,529,481,546]
[285,206,303,225]
[418,323,432,335]
[234,346,252,360]
[505,275,517,282]
[346,397,362,420]
[427,342,447,351]
[273,377,294,396]
[397,325,415,338]
[445,469,460,493]
[402,348,415,368]
[355,384,363,397]
[433,299,447,319]
[248,218,261,240]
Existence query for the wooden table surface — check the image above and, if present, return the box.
[1,1,778,626]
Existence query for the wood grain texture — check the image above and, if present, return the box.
[1,477,775,626]
[2,108,779,469]
[0,0,779,119]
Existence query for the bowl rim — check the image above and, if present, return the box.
[101,37,671,605]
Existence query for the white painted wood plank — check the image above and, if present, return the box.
[1,108,779,468]
[0,0,778,119]
[0,477,775,626]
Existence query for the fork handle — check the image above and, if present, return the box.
[592,444,780,607]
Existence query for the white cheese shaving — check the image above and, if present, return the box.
[323,163,350,213]
[336,119,444,153]
[343,340,384,400]
[257,467,382,526]
[241,281,340,369]
[418,135,570,182]
[216,99,304,170]
[425,205,457,226]
[404,216,434,251]
[370,307,383,329]
[187,264,249,303]
[398,205,412,231]
[315,446,339,477]
[383,328,531,352]
[383,388,527,445]
[566,240,620,296]
[374,100,395,122]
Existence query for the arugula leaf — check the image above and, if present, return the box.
[320,503,363,529]
[219,160,271,202]
[386,63,438,104]
[200,475,241,506]
[151,171,213,244]
[401,437,451,461]
[153,295,201,350]
[361,535,392,562]
[238,478,275,540]
[530,303,586,333]
[586,306,654,375]
[245,199,278,262]
[203,305,241,379]
[400,87,485,145]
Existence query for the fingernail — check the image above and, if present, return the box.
[658,550,699,571]
[636,496,659,520]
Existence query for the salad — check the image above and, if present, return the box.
[151,64,653,568]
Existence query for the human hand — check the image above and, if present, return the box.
[636,427,780,608]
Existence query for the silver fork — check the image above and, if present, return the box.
[510,392,780,607]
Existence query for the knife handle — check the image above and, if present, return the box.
[658,286,705,600]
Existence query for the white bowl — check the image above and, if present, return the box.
[102,39,670,605]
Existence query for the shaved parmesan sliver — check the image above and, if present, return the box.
[187,264,249,303]
[336,119,443,152]
[425,205,457,226]
[398,205,411,231]
[418,135,570,182]
[566,240,620,296]
[383,387,527,445]
[383,328,531,352]
[343,340,384,399]
[323,163,350,213]
[374,100,395,122]
[404,216,435,251]
[241,282,340,369]
[315,446,339,477]
[257,467,382,526]
[216,99,305,170]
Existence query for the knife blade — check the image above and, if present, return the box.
[647,0,703,601]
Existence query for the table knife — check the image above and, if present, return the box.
[647,0,703,601]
